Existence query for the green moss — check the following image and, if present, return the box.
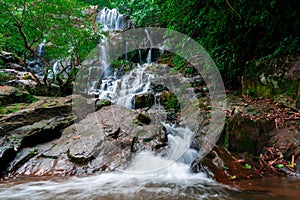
[0,102,29,115]
[111,60,133,72]
[0,72,12,82]
[137,130,147,136]
[160,91,180,113]
[29,149,38,155]
[143,137,153,142]
[243,56,300,101]
[95,99,111,110]
[25,94,38,103]
[42,102,58,108]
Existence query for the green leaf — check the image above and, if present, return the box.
[245,164,252,170]
[277,164,284,168]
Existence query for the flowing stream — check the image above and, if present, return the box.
[0,7,299,200]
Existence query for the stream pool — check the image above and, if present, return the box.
[0,173,299,200]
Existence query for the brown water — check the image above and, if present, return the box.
[0,174,299,200]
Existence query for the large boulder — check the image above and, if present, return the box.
[0,86,36,106]
[242,55,300,110]
[0,95,84,177]
[0,103,167,177]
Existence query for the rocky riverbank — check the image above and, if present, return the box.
[0,49,299,182]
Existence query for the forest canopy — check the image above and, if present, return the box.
[1,0,299,88]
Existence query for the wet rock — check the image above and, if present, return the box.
[6,148,39,176]
[0,95,73,135]
[0,86,35,106]
[151,83,168,93]
[0,51,20,64]
[6,63,25,71]
[134,92,154,109]
[207,95,300,179]
[242,55,300,107]
[12,115,75,149]
[0,95,86,177]
[219,114,275,155]
[191,146,281,182]
[0,145,16,176]
[5,104,167,176]
[134,113,151,125]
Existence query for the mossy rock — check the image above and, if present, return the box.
[159,91,180,113]
[134,113,151,126]
[0,72,15,82]
[242,55,300,108]
[0,86,37,106]
[218,114,275,155]
[0,103,30,115]
[95,99,111,111]
[134,92,154,109]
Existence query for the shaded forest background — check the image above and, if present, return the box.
[1,0,299,89]
[84,0,300,89]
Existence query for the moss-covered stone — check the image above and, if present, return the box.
[159,91,180,113]
[134,113,151,126]
[0,86,37,106]
[134,92,154,109]
[95,99,111,111]
[242,55,300,110]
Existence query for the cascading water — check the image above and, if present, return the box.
[85,7,203,179]
[37,39,46,57]
[0,7,226,200]
[96,7,131,31]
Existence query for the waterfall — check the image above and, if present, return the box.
[145,29,154,64]
[37,39,46,57]
[99,37,111,78]
[0,8,231,200]
[127,123,199,173]
[96,7,130,31]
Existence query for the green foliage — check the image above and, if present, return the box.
[80,0,112,8]
[111,59,133,71]
[0,103,29,115]
[0,72,11,82]
[109,0,300,88]
[0,0,101,96]
[25,94,38,103]
[222,166,229,170]
[245,163,252,170]
[277,163,284,169]
[161,0,300,88]
[0,33,4,51]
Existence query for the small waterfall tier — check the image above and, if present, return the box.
[96,7,131,31]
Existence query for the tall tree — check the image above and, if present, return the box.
[0,0,100,95]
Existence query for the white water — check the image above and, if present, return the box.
[0,7,229,200]
[37,39,46,58]
[96,7,129,31]
[0,170,223,200]
[0,123,220,199]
